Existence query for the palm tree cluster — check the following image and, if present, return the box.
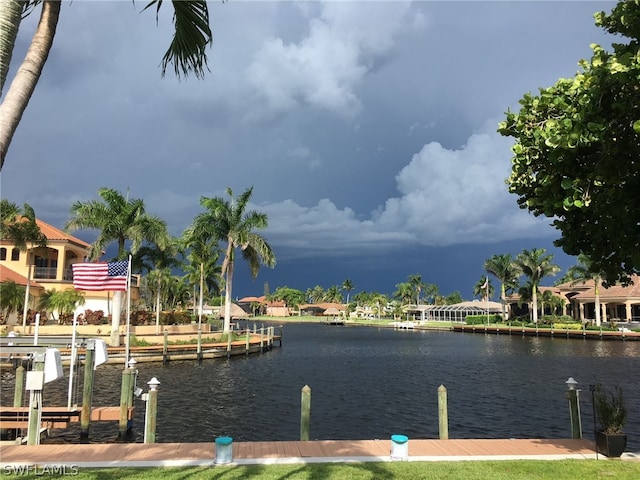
[1,187,275,338]
[92,186,271,335]
[3,191,610,330]
[483,249,563,323]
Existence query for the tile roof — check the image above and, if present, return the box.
[35,219,91,247]
[572,275,640,300]
[0,265,43,288]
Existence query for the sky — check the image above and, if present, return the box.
[0,0,619,301]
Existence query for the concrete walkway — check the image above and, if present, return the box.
[3,438,638,468]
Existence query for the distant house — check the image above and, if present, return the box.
[404,300,503,323]
[504,277,640,323]
[237,296,291,317]
[0,217,140,324]
[556,276,640,323]
[299,302,346,317]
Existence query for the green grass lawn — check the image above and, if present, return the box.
[5,460,639,480]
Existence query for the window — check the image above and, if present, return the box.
[11,248,20,261]
[0,248,6,261]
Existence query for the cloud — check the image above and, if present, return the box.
[261,123,551,257]
[246,1,420,117]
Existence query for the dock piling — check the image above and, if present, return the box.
[162,330,168,365]
[80,342,96,441]
[13,364,24,408]
[300,385,311,441]
[144,377,160,444]
[438,385,449,440]
[118,360,136,440]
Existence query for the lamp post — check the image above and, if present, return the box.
[566,377,582,439]
[144,377,160,443]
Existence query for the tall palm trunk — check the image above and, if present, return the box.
[198,262,204,328]
[223,261,234,333]
[594,277,601,327]
[500,283,507,320]
[531,287,538,324]
[155,277,161,335]
[110,290,123,346]
[0,0,61,170]
[222,240,234,333]
[0,0,24,96]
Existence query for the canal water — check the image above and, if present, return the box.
[3,322,639,449]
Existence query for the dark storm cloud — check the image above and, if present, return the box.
[1,1,617,297]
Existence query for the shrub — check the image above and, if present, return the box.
[465,314,501,325]
[594,384,627,434]
[542,315,575,324]
[131,310,152,326]
[83,309,106,325]
[160,310,191,325]
[129,335,153,347]
[553,323,583,330]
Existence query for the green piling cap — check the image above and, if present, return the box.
[391,434,408,444]
[215,436,233,445]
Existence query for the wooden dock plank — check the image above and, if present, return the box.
[0,438,601,465]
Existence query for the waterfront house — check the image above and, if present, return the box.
[0,218,139,325]
[555,276,640,323]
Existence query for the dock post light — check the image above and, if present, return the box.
[566,377,582,439]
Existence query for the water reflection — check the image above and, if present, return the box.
[2,323,638,450]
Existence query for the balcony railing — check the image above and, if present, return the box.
[33,266,139,286]
[33,267,59,280]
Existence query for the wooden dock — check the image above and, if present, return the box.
[0,438,615,467]
[0,406,134,430]
[451,324,640,340]
[0,331,283,366]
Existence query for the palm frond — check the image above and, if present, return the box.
[162,0,212,79]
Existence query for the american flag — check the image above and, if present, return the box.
[72,261,128,291]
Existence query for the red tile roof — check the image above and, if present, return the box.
[0,265,43,288]
[35,219,91,247]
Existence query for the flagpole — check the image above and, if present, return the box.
[125,255,132,365]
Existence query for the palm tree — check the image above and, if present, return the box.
[133,237,182,334]
[407,274,425,305]
[369,293,389,319]
[540,289,564,318]
[181,229,222,328]
[484,253,521,320]
[423,283,439,305]
[0,199,47,249]
[65,187,169,345]
[341,278,354,304]
[0,1,213,170]
[514,248,560,324]
[0,280,26,323]
[473,276,494,301]
[38,288,85,324]
[307,285,325,304]
[1,199,48,327]
[190,187,276,333]
[0,0,60,171]
[560,253,603,326]
[393,282,414,305]
[325,285,343,304]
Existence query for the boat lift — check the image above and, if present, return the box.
[0,333,108,444]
